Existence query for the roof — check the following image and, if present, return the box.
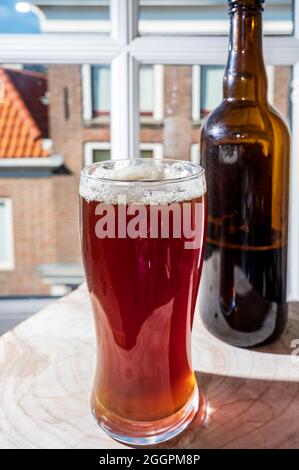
[0,68,49,158]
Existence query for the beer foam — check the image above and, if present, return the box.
[80,160,206,205]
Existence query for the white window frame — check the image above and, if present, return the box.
[140,142,163,159]
[190,143,200,165]
[81,64,93,121]
[152,64,164,121]
[1,0,299,299]
[84,141,163,165]
[84,141,111,165]
[0,198,14,271]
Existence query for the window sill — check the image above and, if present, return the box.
[83,120,110,129]
[140,118,164,128]
[192,119,205,128]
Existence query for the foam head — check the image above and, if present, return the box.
[80,159,206,205]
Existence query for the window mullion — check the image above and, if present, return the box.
[110,0,139,159]
[111,53,140,160]
[110,0,138,44]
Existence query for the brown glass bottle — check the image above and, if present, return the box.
[199,0,290,347]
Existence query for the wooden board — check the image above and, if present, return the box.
[0,285,299,449]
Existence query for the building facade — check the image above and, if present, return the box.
[0,0,292,296]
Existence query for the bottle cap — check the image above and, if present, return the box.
[228,0,265,13]
[228,0,265,3]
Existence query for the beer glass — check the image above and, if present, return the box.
[79,159,207,445]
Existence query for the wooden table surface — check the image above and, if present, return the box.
[0,284,299,449]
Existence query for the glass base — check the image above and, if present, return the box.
[92,385,205,446]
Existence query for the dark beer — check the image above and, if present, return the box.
[200,0,290,347]
[80,159,207,444]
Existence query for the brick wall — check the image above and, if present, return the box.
[47,65,111,269]
[163,66,193,161]
[274,66,292,119]
[0,178,57,295]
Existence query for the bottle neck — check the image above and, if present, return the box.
[223,9,267,103]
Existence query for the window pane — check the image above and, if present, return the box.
[200,66,224,118]
[82,64,111,123]
[0,1,110,34]
[93,148,110,162]
[141,149,154,159]
[138,0,293,36]
[91,65,111,118]
[140,65,154,115]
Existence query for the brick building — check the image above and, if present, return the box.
[0,0,292,297]
[0,62,291,296]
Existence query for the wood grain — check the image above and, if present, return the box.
[0,284,299,449]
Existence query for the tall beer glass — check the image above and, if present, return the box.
[79,159,207,445]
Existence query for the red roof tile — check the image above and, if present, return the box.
[0,67,49,158]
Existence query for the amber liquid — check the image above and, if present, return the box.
[200,141,288,347]
[80,196,206,422]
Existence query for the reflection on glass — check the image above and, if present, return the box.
[0,0,110,34]
[138,0,293,36]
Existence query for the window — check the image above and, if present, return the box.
[190,144,200,165]
[82,64,111,121]
[140,65,164,121]
[83,64,163,122]
[140,143,163,159]
[84,142,163,165]
[0,198,14,271]
[192,65,280,121]
[91,65,111,118]
[200,65,224,119]
[84,142,111,165]
[93,148,111,163]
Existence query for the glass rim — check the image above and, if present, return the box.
[81,158,205,185]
